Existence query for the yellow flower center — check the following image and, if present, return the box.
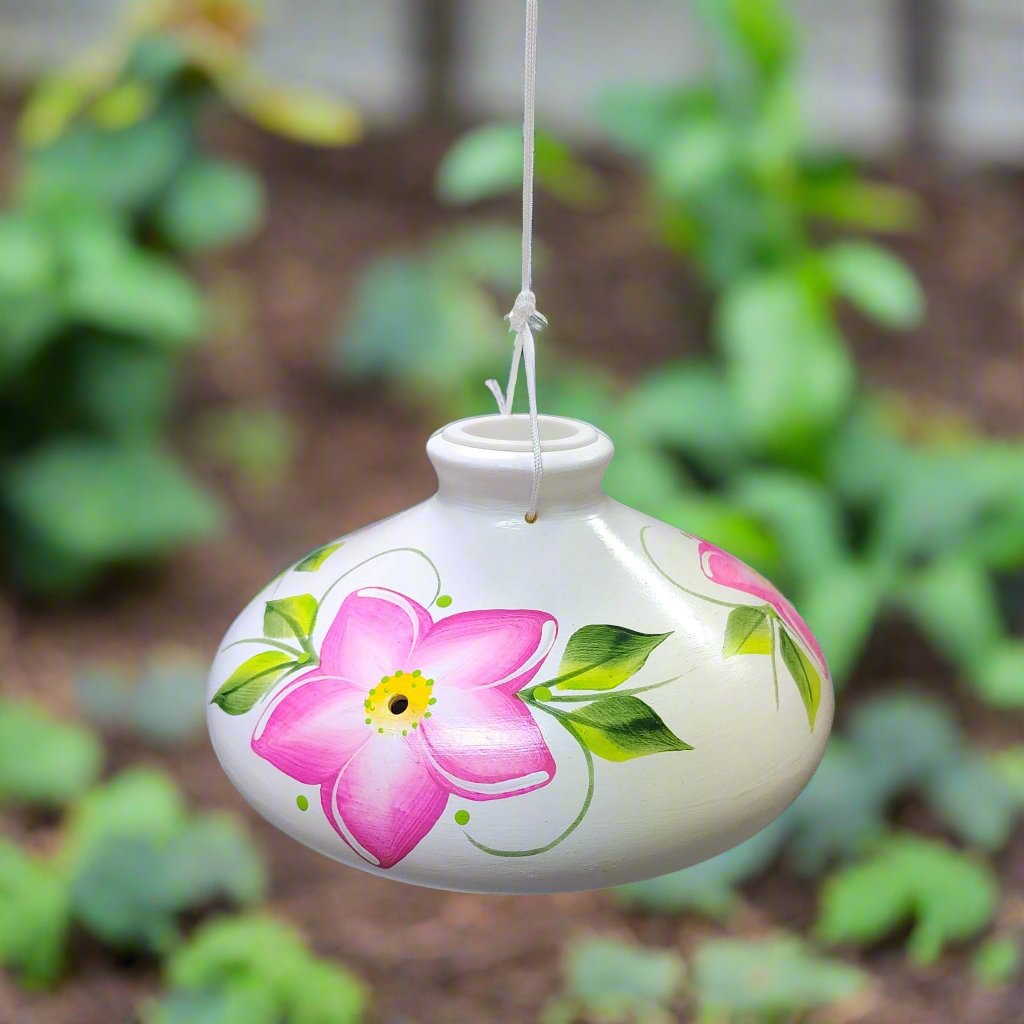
[363,669,436,737]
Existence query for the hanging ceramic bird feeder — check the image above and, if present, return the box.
[206,1,833,894]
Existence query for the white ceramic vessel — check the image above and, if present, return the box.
[207,414,833,894]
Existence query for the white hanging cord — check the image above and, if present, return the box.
[484,0,547,524]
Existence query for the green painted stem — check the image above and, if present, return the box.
[640,526,744,610]
[462,697,595,859]
[319,547,443,609]
[542,674,685,703]
[222,637,305,658]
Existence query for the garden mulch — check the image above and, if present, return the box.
[1,106,1023,1024]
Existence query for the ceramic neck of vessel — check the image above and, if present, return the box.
[426,414,614,518]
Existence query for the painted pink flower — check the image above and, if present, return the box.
[696,539,828,674]
[252,588,558,868]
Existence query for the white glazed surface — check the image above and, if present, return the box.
[208,415,833,894]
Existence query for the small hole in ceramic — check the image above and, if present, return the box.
[388,695,410,715]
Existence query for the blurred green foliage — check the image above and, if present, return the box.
[0,0,357,596]
[77,646,209,745]
[146,915,367,1024]
[542,934,867,1023]
[0,694,369,1021]
[0,756,266,986]
[817,835,998,964]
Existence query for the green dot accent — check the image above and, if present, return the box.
[533,686,553,702]
[424,711,432,718]
[296,795,309,812]
[412,669,422,677]
[436,595,453,608]
[428,697,437,705]
[412,722,419,729]
[454,810,470,826]
[378,727,384,734]
[365,718,372,725]
[395,669,403,676]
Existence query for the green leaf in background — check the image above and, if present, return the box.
[228,80,362,147]
[73,336,178,435]
[554,625,672,691]
[972,641,1024,708]
[161,915,366,1024]
[164,815,267,909]
[0,699,102,808]
[211,652,297,716]
[147,987,278,1024]
[620,362,746,474]
[295,542,343,572]
[654,119,733,200]
[613,816,789,918]
[264,595,318,644]
[4,441,221,594]
[156,157,264,251]
[66,248,205,346]
[195,405,298,495]
[23,108,191,212]
[70,834,185,952]
[0,841,70,988]
[562,696,691,762]
[437,121,603,207]
[972,937,1022,989]
[693,935,867,1020]
[926,754,1022,852]
[817,835,998,964]
[65,768,187,861]
[717,271,856,452]
[547,937,684,1024]
[694,0,794,85]
[723,605,773,657]
[777,626,821,728]
[0,213,56,295]
[846,693,960,793]
[825,240,924,330]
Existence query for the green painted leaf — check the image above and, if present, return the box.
[972,937,1021,988]
[295,542,343,572]
[723,605,773,657]
[211,653,296,716]
[555,625,672,691]
[564,696,691,762]
[263,595,318,643]
[817,835,998,964]
[778,627,821,728]
[825,240,924,329]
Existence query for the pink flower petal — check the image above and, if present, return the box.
[322,735,449,868]
[413,609,557,693]
[252,671,368,784]
[420,687,555,801]
[698,540,828,673]
[320,587,433,685]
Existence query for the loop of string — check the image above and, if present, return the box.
[484,0,545,524]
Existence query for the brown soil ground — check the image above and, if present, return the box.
[1,105,1023,1024]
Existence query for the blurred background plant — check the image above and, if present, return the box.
[0,0,357,596]
[1,0,1022,1020]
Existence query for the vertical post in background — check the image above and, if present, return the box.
[415,0,462,122]
[899,0,945,152]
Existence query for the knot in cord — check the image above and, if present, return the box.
[506,289,547,335]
